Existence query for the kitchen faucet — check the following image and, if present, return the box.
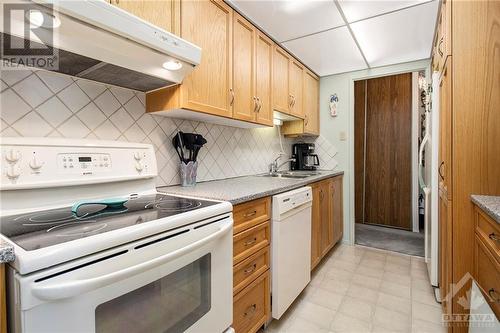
[269,154,295,174]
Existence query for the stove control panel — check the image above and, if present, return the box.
[0,138,157,190]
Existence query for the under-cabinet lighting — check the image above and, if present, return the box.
[163,60,183,71]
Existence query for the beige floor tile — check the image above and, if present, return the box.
[382,271,411,287]
[286,316,330,333]
[411,289,440,308]
[371,325,408,333]
[380,281,411,299]
[331,258,359,273]
[351,274,382,290]
[356,265,385,279]
[359,258,386,270]
[310,272,326,287]
[330,312,371,333]
[326,266,354,281]
[319,276,350,295]
[411,278,433,293]
[337,296,374,322]
[363,250,387,262]
[294,300,336,329]
[384,262,411,276]
[376,291,411,315]
[340,246,366,257]
[410,268,429,280]
[373,307,411,331]
[336,253,363,264]
[308,287,345,311]
[298,284,317,301]
[411,318,447,333]
[386,254,411,267]
[346,284,379,304]
[412,301,444,325]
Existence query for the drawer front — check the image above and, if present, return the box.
[233,246,270,295]
[233,271,270,333]
[475,235,500,319]
[233,222,270,265]
[233,197,271,235]
[476,208,500,257]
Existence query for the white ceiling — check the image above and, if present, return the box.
[228,0,439,76]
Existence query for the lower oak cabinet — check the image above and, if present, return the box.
[1,264,6,333]
[311,176,343,270]
[232,197,271,333]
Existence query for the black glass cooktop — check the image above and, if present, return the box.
[0,194,218,251]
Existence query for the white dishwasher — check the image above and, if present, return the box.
[271,186,313,319]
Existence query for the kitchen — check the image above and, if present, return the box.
[0,1,499,333]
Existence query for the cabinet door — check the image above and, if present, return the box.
[320,180,333,257]
[439,188,452,315]
[311,183,322,270]
[232,13,256,122]
[110,0,177,33]
[331,176,343,245]
[289,59,304,118]
[438,59,452,199]
[255,31,273,126]
[303,70,319,135]
[273,46,290,114]
[180,0,233,117]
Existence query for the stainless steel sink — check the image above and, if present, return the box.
[257,171,320,179]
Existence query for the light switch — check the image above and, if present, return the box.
[339,131,347,141]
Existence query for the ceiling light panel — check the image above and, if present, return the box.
[339,0,434,23]
[228,0,344,42]
[350,0,438,67]
[282,26,367,76]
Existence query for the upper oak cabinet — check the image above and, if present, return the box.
[282,69,320,136]
[146,0,234,119]
[109,0,178,34]
[272,46,291,114]
[289,59,304,118]
[232,14,274,126]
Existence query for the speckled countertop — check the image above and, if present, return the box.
[0,239,15,264]
[158,170,344,205]
[471,195,500,224]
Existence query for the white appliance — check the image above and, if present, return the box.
[0,138,233,333]
[468,281,500,333]
[271,187,312,319]
[0,0,201,91]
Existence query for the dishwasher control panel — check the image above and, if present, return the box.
[272,186,312,216]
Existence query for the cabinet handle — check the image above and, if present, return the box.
[438,161,445,181]
[229,88,235,106]
[291,95,296,107]
[244,237,257,246]
[289,94,293,108]
[304,115,309,126]
[252,96,258,113]
[256,97,262,113]
[244,210,257,218]
[438,38,444,57]
[244,263,257,275]
[488,233,500,242]
[488,289,500,303]
[244,304,257,317]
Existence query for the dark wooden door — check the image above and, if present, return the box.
[362,73,412,230]
[354,80,366,224]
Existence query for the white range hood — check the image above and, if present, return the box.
[0,0,202,92]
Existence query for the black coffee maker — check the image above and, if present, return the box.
[291,143,320,170]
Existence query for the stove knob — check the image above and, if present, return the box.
[6,165,21,180]
[29,156,44,170]
[5,149,20,163]
[133,152,142,161]
[135,162,144,172]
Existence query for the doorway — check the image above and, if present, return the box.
[354,72,424,256]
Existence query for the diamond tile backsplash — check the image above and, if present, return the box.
[1,69,337,186]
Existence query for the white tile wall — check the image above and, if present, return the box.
[1,69,338,186]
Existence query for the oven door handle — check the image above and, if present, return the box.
[31,219,232,301]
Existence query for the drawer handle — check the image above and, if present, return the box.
[244,304,257,317]
[488,233,500,242]
[244,237,257,246]
[244,210,257,218]
[244,263,257,275]
[438,161,445,181]
[438,38,444,56]
[488,289,500,303]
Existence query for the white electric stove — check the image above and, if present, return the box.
[0,138,233,333]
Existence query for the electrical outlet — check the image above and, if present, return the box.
[339,131,347,141]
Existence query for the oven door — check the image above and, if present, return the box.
[10,216,233,333]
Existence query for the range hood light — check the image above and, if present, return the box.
[27,10,61,29]
[162,60,183,71]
